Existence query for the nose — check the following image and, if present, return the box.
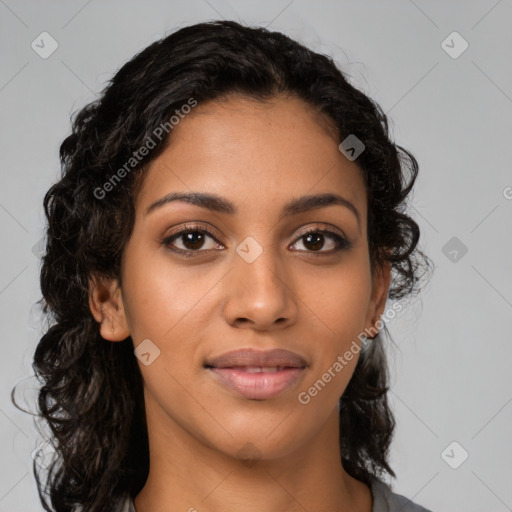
[223,241,299,331]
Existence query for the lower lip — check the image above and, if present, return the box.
[208,367,305,400]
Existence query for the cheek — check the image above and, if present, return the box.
[298,257,372,345]
[296,259,371,397]
[121,245,221,341]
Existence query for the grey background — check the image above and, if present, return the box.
[1,0,511,510]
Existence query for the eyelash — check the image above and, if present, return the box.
[161,223,351,258]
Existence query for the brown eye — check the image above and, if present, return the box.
[176,231,208,251]
[162,225,223,257]
[290,229,351,254]
[303,232,326,251]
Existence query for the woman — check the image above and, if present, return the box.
[21,20,434,512]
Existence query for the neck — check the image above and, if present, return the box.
[134,398,372,512]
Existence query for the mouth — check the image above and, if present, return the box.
[204,348,308,400]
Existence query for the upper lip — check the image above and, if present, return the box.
[204,348,308,369]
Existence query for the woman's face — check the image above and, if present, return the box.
[101,94,390,461]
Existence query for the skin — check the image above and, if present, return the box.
[89,93,391,512]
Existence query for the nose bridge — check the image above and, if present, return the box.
[241,235,284,288]
[223,231,298,328]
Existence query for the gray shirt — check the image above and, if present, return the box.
[121,478,433,512]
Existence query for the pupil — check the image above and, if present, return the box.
[184,231,204,250]
[305,233,323,251]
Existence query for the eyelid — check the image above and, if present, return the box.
[163,222,222,240]
[292,222,346,240]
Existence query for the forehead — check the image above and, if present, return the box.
[135,94,367,222]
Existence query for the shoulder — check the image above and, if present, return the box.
[121,481,434,512]
[121,494,136,512]
[370,477,434,512]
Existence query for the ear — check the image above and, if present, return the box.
[364,260,392,338]
[88,274,131,342]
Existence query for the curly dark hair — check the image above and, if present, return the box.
[12,19,433,512]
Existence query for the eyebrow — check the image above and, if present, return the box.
[145,191,360,226]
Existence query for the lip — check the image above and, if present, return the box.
[204,348,308,369]
[204,348,308,400]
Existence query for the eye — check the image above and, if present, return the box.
[290,227,351,255]
[162,224,223,257]
[161,223,351,259]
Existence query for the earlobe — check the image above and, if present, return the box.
[88,274,131,342]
